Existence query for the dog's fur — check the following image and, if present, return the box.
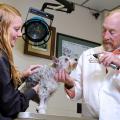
[25,56,77,114]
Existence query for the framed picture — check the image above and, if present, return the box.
[24,27,56,59]
[56,33,100,58]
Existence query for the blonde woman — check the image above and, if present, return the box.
[0,4,40,120]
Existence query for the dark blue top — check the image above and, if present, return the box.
[0,50,37,120]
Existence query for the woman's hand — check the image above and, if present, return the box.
[22,64,42,78]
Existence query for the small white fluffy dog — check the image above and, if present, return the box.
[25,56,77,114]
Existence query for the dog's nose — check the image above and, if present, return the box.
[74,58,78,61]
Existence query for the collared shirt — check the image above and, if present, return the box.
[69,46,120,119]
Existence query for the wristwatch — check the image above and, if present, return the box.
[64,83,74,89]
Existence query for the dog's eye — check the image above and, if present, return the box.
[74,58,78,61]
[65,58,69,62]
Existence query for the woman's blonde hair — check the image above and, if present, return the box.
[0,3,22,87]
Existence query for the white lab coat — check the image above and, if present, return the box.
[69,46,120,120]
[99,70,120,120]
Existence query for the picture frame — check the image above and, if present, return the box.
[24,27,56,59]
[56,33,100,58]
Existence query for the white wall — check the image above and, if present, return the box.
[0,0,103,117]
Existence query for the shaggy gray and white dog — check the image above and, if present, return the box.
[25,56,77,114]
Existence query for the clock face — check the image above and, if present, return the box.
[27,21,48,42]
[22,17,51,46]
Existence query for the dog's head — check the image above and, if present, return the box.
[52,56,77,73]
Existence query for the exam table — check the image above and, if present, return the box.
[16,112,97,120]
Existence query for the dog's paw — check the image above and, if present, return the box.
[36,106,46,114]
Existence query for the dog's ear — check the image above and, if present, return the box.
[52,56,56,60]
[52,56,59,68]
[52,56,59,63]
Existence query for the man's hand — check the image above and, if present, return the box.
[99,51,120,68]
